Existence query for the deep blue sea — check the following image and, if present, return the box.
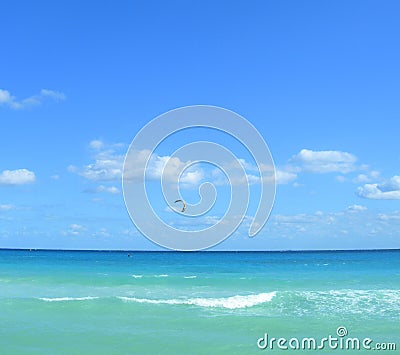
[0,249,399,354]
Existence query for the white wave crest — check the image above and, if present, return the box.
[154,274,169,278]
[39,296,99,302]
[118,292,276,309]
[131,274,143,278]
[184,275,197,279]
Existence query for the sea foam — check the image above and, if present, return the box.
[118,291,276,309]
[278,289,400,317]
[39,296,99,302]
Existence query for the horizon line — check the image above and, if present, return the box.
[1,247,399,253]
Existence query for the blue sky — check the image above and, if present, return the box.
[1,0,399,250]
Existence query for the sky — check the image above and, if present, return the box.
[1,0,399,250]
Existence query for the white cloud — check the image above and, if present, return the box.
[357,175,400,200]
[84,185,120,194]
[0,169,36,185]
[169,214,258,232]
[276,170,297,185]
[129,153,207,188]
[146,155,185,181]
[71,140,205,189]
[91,197,103,203]
[92,228,111,238]
[123,148,151,181]
[352,171,380,183]
[89,140,105,150]
[378,212,400,221]
[64,224,87,236]
[0,88,66,109]
[256,205,400,245]
[209,159,277,186]
[180,170,204,185]
[335,175,347,183]
[0,89,14,106]
[272,213,312,224]
[376,175,400,192]
[346,204,367,212]
[39,89,66,101]
[246,174,261,185]
[69,142,124,181]
[353,174,369,183]
[237,158,259,172]
[210,166,260,186]
[75,142,378,195]
[100,185,119,194]
[0,204,15,211]
[293,182,303,188]
[379,211,400,221]
[291,149,357,174]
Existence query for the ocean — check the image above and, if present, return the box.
[0,249,399,354]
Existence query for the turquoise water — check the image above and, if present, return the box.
[0,250,399,354]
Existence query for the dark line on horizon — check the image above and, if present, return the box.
[0,248,399,253]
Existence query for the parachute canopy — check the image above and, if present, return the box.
[174,199,187,213]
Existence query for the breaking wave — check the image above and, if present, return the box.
[118,292,276,309]
[39,296,99,302]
